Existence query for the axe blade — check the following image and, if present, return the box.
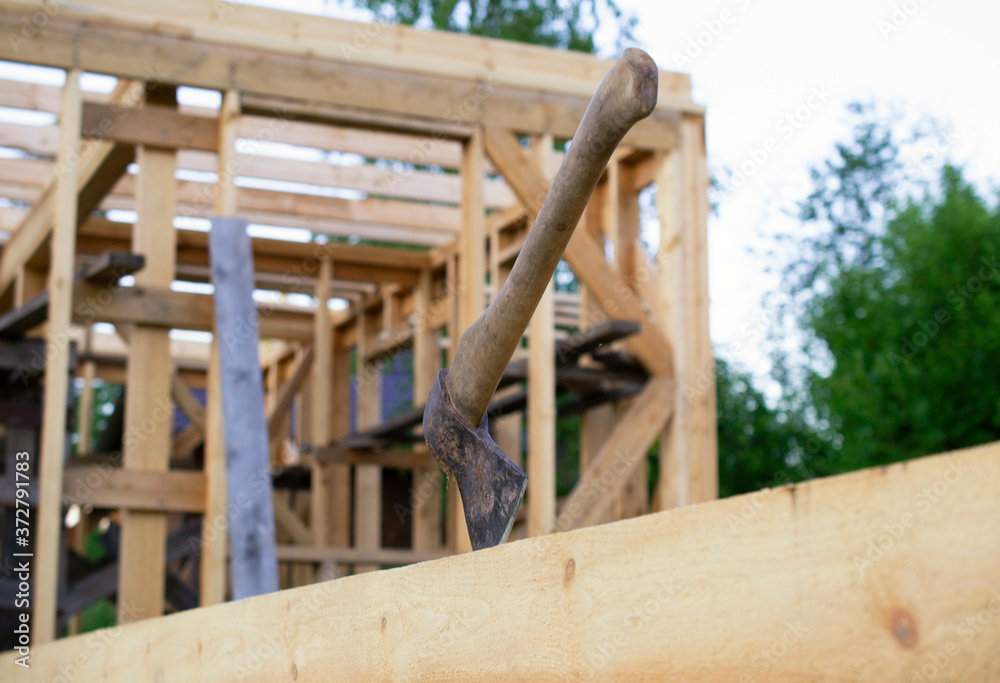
[423,369,527,550]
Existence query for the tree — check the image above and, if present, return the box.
[762,100,999,476]
[805,166,1000,472]
[345,0,637,53]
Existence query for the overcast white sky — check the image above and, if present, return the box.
[611,0,1000,380]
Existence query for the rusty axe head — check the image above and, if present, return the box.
[423,369,527,550]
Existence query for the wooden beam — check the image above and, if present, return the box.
[354,306,382,573]
[117,135,179,625]
[33,69,83,644]
[412,268,442,552]
[0,2,689,150]
[6,442,1000,679]
[682,116,717,504]
[63,468,206,512]
[0,139,133,304]
[210,217,280,599]
[81,102,218,151]
[311,256,333,555]
[267,345,314,442]
[272,495,312,547]
[558,378,674,530]
[70,282,315,340]
[450,126,486,554]
[201,89,239,608]
[171,367,206,434]
[527,134,556,538]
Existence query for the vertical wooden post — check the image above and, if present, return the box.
[201,89,239,606]
[34,69,83,644]
[329,338,351,550]
[76,327,96,455]
[451,125,485,553]
[119,109,179,624]
[354,305,382,573]
[655,149,688,511]
[527,134,556,537]
[311,256,333,578]
[210,217,279,599]
[578,191,616,527]
[412,269,442,552]
[615,167,649,520]
[682,115,717,504]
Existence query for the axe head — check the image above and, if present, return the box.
[423,369,527,550]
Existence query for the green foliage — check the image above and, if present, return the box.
[805,166,1000,472]
[347,0,636,54]
[715,359,820,497]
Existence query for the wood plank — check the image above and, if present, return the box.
[267,345,314,442]
[63,468,206,512]
[70,282,315,340]
[81,102,218,150]
[0,139,133,303]
[6,442,999,680]
[117,141,178,626]
[33,70,83,644]
[354,306,382,573]
[655,149,688,511]
[310,256,332,553]
[527,134,555,538]
[171,367,206,434]
[558,378,674,531]
[209,216,279,599]
[682,116,717,504]
[272,495,312,547]
[412,268,442,552]
[0,2,686,151]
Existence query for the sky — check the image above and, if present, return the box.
[609,0,1000,383]
[2,0,998,382]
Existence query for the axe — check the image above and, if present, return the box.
[423,48,658,550]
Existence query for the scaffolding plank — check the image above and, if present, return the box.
[209,216,279,599]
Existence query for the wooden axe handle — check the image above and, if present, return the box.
[447,48,658,427]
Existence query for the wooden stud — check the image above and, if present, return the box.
[33,69,83,644]
[310,256,333,556]
[201,89,239,607]
[682,115,717,504]
[118,138,178,624]
[527,134,556,537]
[655,149,689,511]
[209,217,280,599]
[354,305,382,573]
[412,268,442,552]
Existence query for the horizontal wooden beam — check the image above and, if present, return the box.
[4,442,998,679]
[81,102,218,151]
[0,1,689,150]
[62,468,206,513]
[70,282,315,340]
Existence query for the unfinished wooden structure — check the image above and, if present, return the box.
[0,0,716,648]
